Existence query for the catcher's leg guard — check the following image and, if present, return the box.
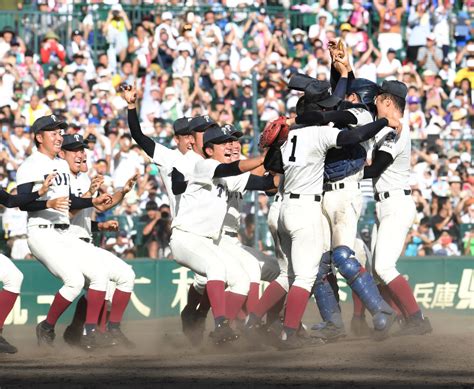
[332,246,394,331]
[313,252,343,328]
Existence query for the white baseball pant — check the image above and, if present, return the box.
[372,193,416,284]
[0,254,23,294]
[218,234,280,283]
[322,185,362,249]
[27,227,109,301]
[268,198,292,291]
[170,229,250,295]
[278,196,324,292]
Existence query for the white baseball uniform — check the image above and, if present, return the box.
[322,107,374,250]
[16,151,109,302]
[371,124,415,284]
[218,175,279,284]
[151,142,208,292]
[278,125,341,292]
[170,158,251,296]
[0,254,23,294]
[68,172,135,295]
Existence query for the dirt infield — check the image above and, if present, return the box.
[1,304,473,388]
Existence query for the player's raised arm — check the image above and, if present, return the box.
[93,174,138,212]
[122,83,156,158]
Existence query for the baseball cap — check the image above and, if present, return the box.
[221,124,243,138]
[305,80,341,108]
[288,73,316,91]
[387,48,397,54]
[407,96,420,105]
[71,29,82,37]
[377,80,408,100]
[427,33,436,41]
[162,11,173,20]
[203,125,237,145]
[173,117,192,136]
[31,115,68,134]
[340,23,352,32]
[189,115,217,133]
[61,134,88,151]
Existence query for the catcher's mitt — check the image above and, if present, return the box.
[259,116,290,148]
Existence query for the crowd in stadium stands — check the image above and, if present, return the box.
[0,0,472,259]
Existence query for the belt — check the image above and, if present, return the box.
[79,237,92,243]
[274,194,282,202]
[323,182,361,192]
[289,193,322,202]
[37,224,70,230]
[375,189,411,202]
[224,231,239,238]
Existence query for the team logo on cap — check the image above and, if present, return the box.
[74,134,80,142]
[51,114,57,122]
[221,124,232,135]
[204,115,210,122]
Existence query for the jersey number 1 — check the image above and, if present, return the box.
[289,136,297,162]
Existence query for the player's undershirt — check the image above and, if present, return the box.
[69,172,94,239]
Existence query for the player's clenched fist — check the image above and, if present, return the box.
[121,174,139,194]
[38,172,57,196]
[386,116,402,134]
[99,220,119,231]
[88,175,104,195]
[120,83,137,106]
[92,193,113,208]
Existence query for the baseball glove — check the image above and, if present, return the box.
[259,116,290,148]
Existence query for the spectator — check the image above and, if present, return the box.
[373,0,406,53]
[103,4,132,63]
[417,34,444,74]
[432,231,461,256]
[140,202,172,258]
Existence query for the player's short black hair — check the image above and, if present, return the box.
[203,142,214,158]
[378,92,405,114]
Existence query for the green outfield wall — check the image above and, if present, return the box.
[2,257,473,326]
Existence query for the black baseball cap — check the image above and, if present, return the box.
[189,115,217,133]
[31,115,68,134]
[71,29,82,37]
[61,134,88,151]
[377,80,408,100]
[305,81,341,108]
[221,124,243,138]
[173,117,192,136]
[288,73,317,91]
[203,125,237,145]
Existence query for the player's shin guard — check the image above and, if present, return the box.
[332,246,394,331]
[313,254,343,328]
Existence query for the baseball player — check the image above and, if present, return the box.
[363,81,432,336]
[59,134,137,348]
[170,125,274,344]
[121,84,213,342]
[292,77,381,340]
[16,115,114,350]
[259,81,400,348]
[0,175,55,353]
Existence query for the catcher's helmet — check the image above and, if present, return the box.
[347,78,378,106]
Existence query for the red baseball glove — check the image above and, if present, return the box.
[259,116,290,148]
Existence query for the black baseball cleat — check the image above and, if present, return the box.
[191,311,207,346]
[63,325,83,347]
[393,316,432,337]
[181,305,197,336]
[80,330,99,352]
[311,322,346,341]
[350,315,372,337]
[36,320,55,347]
[209,320,239,345]
[0,336,18,354]
[107,327,136,349]
[277,332,325,351]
